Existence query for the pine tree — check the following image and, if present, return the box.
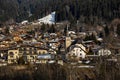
[104,26,109,36]
[99,32,104,38]
[116,24,120,36]
[41,23,46,32]
[48,24,56,33]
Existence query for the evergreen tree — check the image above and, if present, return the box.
[99,32,104,38]
[0,0,119,23]
[17,57,25,65]
[104,26,109,36]
[41,23,46,32]
[48,24,56,33]
[64,25,67,36]
[116,24,120,36]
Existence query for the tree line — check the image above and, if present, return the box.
[0,60,120,80]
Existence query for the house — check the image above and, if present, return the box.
[7,44,50,64]
[0,48,8,61]
[7,49,19,64]
[66,44,87,61]
[50,33,57,38]
[49,39,60,50]
[97,48,112,56]
[48,48,57,54]
[65,37,72,49]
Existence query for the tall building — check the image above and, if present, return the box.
[65,23,71,49]
[65,37,71,49]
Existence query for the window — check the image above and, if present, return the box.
[80,49,82,52]
[27,48,30,50]
[23,52,27,54]
[73,53,75,56]
[10,55,13,58]
[30,48,32,50]
[19,48,22,51]
[11,60,14,62]
[33,48,35,50]
[9,52,14,55]
[73,49,75,52]
[23,48,26,51]
[43,51,45,54]
[39,52,41,54]
[30,56,34,59]
[80,53,82,56]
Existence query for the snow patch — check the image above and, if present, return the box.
[38,11,56,24]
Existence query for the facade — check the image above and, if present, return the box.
[7,46,49,64]
[18,47,38,63]
[8,50,19,64]
[65,37,72,49]
[66,44,87,60]
[37,49,48,54]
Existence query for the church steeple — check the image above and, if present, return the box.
[65,23,71,50]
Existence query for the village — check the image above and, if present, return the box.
[0,16,120,67]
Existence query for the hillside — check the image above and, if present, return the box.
[0,0,119,23]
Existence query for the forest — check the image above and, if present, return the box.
[0,0,119,23]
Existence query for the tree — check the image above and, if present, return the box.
[88,47,94,55]
[116,24,120,36]
[64,25,67,36]
[41,23,47,32]
[48,24,56,33]
[99,32,104,38]
[5,26,10,35]
[104,26,109,36]
[17,57,25,65]
[84,33,97,41]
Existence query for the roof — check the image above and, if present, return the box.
[37,54,55,60]
[69,44,88,54]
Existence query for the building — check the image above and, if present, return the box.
[18,46,48,63]
[7,45,49,64]
[7,49,19,64]
[66,44,87,61]
[97,48,112,56]
[65,37,72,49]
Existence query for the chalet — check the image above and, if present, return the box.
[66,44,87,61]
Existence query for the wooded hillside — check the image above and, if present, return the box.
[0,0,119,23]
